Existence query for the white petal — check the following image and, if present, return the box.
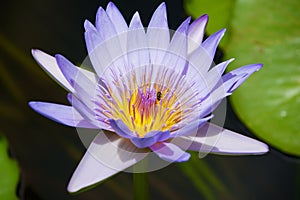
[147,2,170,65]
[172,123,268,155]
[31,49,74,92]
[95,7,118,40]
[188,14,208,54]
[88,7,128,80]
[128,12,150,68]
[162,17,190,73]
[55,54,98,88]
[199,73,245,117]
[68,132,149,192]
[150,142,190,162]
[106,2,128,34]
[29,101,97,128]
[67,94,112,131]
[202,29,226,60]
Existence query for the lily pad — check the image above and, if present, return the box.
[184,0,300,156]
[225,0,300,156]
[0,135,19,200]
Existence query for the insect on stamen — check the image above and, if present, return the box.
[156,92,162,101]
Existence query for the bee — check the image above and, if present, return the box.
[156,92,162,101]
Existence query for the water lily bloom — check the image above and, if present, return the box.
[29,2,268,192]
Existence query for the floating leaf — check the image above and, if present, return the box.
[0,135,19,200]
[225,0,300,156]
[185,0,300,156]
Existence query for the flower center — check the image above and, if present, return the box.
[125,85,182,137]
[95,66,198,138]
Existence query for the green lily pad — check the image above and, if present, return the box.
[225,0,300,156]
[0,135,19,200]
[185,0,300,156]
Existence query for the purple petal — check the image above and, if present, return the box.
[199,74,245,117]
[148,2,168,28]
[55,54,98,95]
[108,119,137,138]
[173,123,268,155]
[67,94,112,131]
[84,20,97,32]
[188,14,208,54]
[199,58,235,96]
[55,54,78,86]
[170,115,213,137]
[129,12,144,29]
[91,6,128,79]
[31,49,74,92]
[202,28,226,60]
[68,69,99,111]
[162,17,190,73]
[187,29,225,82]
[68,132,149,192]
[84,28,102,55]
[130,130,170,148]
[127,12,150,68]
[184,39,215,84]
[147,2,170,64]
[150,142,190,162]
[29,101,97,128]
[109,119,171,148]
[222,63,263,93]
[95,7,117,40]
[208,59,235,80]
[85,26,127,80]
[106,2,128,34]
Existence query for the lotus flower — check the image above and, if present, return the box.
[29,2,268,192]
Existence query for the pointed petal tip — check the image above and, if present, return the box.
[106,1,120,13]
[154,2,167,18]
[54,53,62,61]
[67,183,80,193]
[96,6,105,13]
[31,49,44,61]
[254,63,264,71]
[195,14,209,23]
[84,20,96,32]
[159,2,166,7]
[28,101,38,110]
[219,28,226,35]
[106,1,115,9]
[132,11,141,21]
[186,16,192,24]
[29,101,49,113]
[201,14,209,19]
[133,11,140,17]
[179,151,191,162]
[176,17,191,34]
[211,28,226,38]
[31,48,38,56]
[254,141,269,154]
[30,49,75,92]
[129,12,144,29]
[67,133,147,193]
[156,2,166,12]
[95,6,106,29]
